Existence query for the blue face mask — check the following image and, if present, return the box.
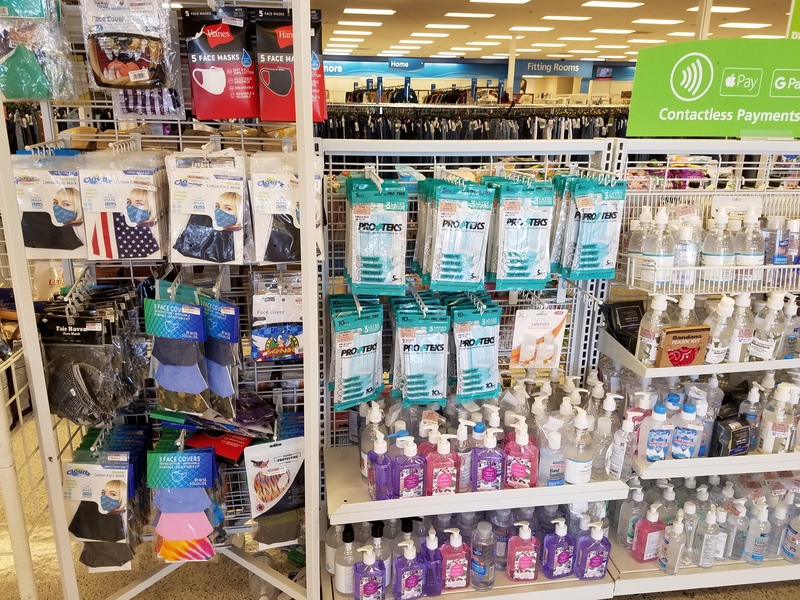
[126,204,150,223]
[53,204,78,224]
[215,207,237,228]
[100,494,121,512]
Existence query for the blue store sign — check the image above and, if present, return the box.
[387,57,426,71]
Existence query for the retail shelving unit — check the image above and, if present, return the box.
[632,451,800,479]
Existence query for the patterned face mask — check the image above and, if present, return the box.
[126,204,150,223]
[100,494,121,512]
[53,204,78,224]
[214,207,237,228]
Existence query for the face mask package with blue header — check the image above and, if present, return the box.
[331,301,384,411]
[197,294,239,421]
[429,184,493,291]
[451,299,501,403]
[397,309,450,407]
[495,182,555,290]
[346,184,408,296]
[565,180,626,281]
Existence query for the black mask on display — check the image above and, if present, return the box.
[259,67,293,97]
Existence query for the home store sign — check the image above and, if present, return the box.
[628,39,800,138]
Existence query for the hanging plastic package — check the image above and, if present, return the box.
[182,7,259,120]
[250,151,301,263]
[566,180,626,281]
[549,175,577,274]
[78,151,166,260]
[347,184,408,296]
[244,437,305,519]
[480,176,503,284]
[254,8,327,123]
[198,294,239,420]
[398,310,450,407]
[13,154,88,260]
[0,0,49,19]
[80,0,177,90]
[167,149,247,265]
[429,183,493,292]
[495,182,555,290]
[251,271,303,362]
[452,300,501,403]
[332,302,383,411]
[419,178,448,282]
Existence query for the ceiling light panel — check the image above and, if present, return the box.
[583,1,643,7]
[742,34,784,38]
[687,5,750,12]
[445,12,496,17]
[580,57,598,61]
[343,8,395,15]
[547,54,573,57]
[329,37,364,42]
[509,26,555,31]
[400,39,433,44]
[466,41,502,45]
[632,19,684,24]
[591,28,635,34]
[471,0,531,4]
[426,23,471,29]
[718,22,771,28]
[597,54,626,58]
[383,50,410,54]
[569,49,600,53]
[596,44,630,48]
[667,31,696,36]
[327,43,358,48]
[333,30,373,35]
[337,21,382,27]
[533,42,567,46]
[516,48,542,52]
[326,50,353,55]
[559,36,597,40]
[542,15,592,20]
[451,47,479,50]
[628,38,666,43]
[625,50,638,54]
[410,32,450,37]
[391,45,421,49]
[486,35,526,39]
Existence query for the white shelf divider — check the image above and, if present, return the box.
[609,540,800,595]
[324,446,629,525]
[598,329,800,378]
[633,451,800,480]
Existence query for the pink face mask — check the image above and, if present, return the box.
[155,512,213,541]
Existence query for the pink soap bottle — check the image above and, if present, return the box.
[418,427,441,458]
[440,528,470,591]
[507,521,540,581]
[631,503,666,563]
[425,434,459,496]
[504,419,539,489]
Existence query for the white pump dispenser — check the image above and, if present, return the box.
[444,528,463,548]
[552,518,568,537]
[357,545,377,566]
[515,521,533,540]
[398,539,417,560]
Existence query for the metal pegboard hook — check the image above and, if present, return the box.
[364,163,383,193]
[108,132,142,155]
[407,282,428,318]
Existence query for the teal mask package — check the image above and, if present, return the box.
[347,186,408,296]
[418,178,449,283]
[452,302,501,403]
[389,293,441,398]
[567,180,626,281]
[496,182,555,291]
[397,310,450,407]
[331,303,384,410]
[429,184,493,292]
[559,179,593,279]
[550,175,578,274]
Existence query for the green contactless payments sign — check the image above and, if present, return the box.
[628,39,800,138]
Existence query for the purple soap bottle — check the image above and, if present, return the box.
[471,428,506,491]
[368,432,394,500]
[393,540,425,600]
[419,527,443,596]
[393,437,426,498]
[541,518,576,579]
[575,523,611,580]
[354,545,386,600]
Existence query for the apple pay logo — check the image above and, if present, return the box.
[719,67,763,97]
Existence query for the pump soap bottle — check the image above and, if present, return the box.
[441,528,470,590]
[575,523,611,580]
[542,518,576,579]
[507,521,540,581]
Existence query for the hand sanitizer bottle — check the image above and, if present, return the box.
[701,208,735,284]
[470,521,496,591]
[425,434,458,496]
[743,506,771,564]
[453,420,474,493]
[726,292,755,363]
[591,417,613,482]
[757,382,797,454]
[360,402,387,479]
[670,403,703,459]
[780,293,800,359]
[393,540,424,600]
[632,503,666,563]
[471,428,505,491]
[734,207,765,284]
[658,485,679,525]
[608,418,636,481]
[691,505,720,568]
[723,499,749,560]
[635,295,674,367]
[575,523,611,580]
[507,521,540,581]
[564,408,593,484]
[440,528,470,591]
[673,227,699,289]
[638,403,674,462]
[335,524,357,597]
[538,431,566,487]
[714,507,730,562]
[628,206,653,283]
[354,545,386,600]
[617,486,646,549]
[326,524,345,575]
[748,291,787,361]
[658,512,686,575]
[767,503,789,558]
[641,207,675,292]
[393,519,419,559]
[704,296,735,364]
[392,437,426,498]
[368,432,395,501]
[681,502,700,566]
[504,420,539,489]
[541,518,576,579]
[781,509,800,563]
[419,528,442,597]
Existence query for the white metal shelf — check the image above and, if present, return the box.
[324,446,629,525]
[632,451,800,480]
[320,138,610,156]
[608,539,800,595]
[322,567,615,600]
[621,138,800,156]
[598,329,800,378]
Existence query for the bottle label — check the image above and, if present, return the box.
[476,458,502,491]
[785,332,799,359]
[641,253,674,285]
[547,459,566,486]
[673,244,698,286]
[747,336,779,360]
[727,328,753,362]
[671,424,701,459]
[644,530,664,560]
[325,544,336,574]
[608,438,630,479]
[751,532,770,561]
[496,531,511,558]
[706,337,730,364]
[698,533,717,567]
[399,466,424,498]
[458,450,472,492]
[470,547,494,582]
[637,328,659,365]
[715,531,728,559]
[564,457,592,484]
[444,558,468,588]
[701,252,735,282]
[758,421,791,454]
[627,516,644,544]
[367,463,376,499]
[645,426,673,462]
[782,524,800,559]
[553,544,574,576]
[360,450,369,478]
[584,549,609,579]
[358,575,383,600]
[505,455,532,488]
[736,254,764,283]
[401,568,423,600]
[334,563,354,595]
[432,465,457,495]
[731,529,748,558]
[658,536,671,570]
[512,549,538,580]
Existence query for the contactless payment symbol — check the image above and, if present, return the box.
[670,52,714,102]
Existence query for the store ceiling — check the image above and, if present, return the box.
[315,0,792,61]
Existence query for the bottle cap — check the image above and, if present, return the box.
[457,419,475,442]
[767,291,785,311]
[398,539,417,559]
[706,506,717,523]
[678,293,696,310]
[357,545,376,565]
[665,393,682,409]
[371,521,384,539]
[547,430,562,450]
[368,402,382,424]
[551,518,568,537]
[717,509,727,525]
[646,503,661,522]
[651,295,677,312]
[515,521,532,540]
[563,375,580,393]
[734,292,751,307]
[579,513,592,529]
[470,412,484,424]
[592,382,606,400]
[560,397,574,416]
[512,418,530,446]
[685,476,697,490]
[549,367,563,383]
[663,484,675,501]
[743,207,760,225]
[722,481,735,499]
[574,408,589,430]
[758,507,769,521]
[399,437,417,457]
[679,226,694,242]
[426,527,438,550]
[504,411,520,428]
[786,293,799,317]
[632,487,644,502]
[680,403,696,420]
[571,388,588,406]
[630,219,641,231]
[484,405,501,429]
[716,296,735,318]
[393,420,407,434]
[696,485,709,501]
[708,474,720,485]
[477,521,492,539]
[437,434,457,455]
[790,219,800,234]
[715,208,729,226]
[484,428,503,448]
[652,403,667,421]
[444,528,462,547]
[473,422,487,439]
[621,418,634,433]
[654,207,669,226]
[640,205,653,224]
[604,393,623,413]
[343,523,355,544]
[634,391,654,409]
[775,504,788,520]
[400,518,414,534]
[683,501,696,515]
[596,416,612,436]
[373,432,388,455]
[589,522,604,541]
[761,371,776,390]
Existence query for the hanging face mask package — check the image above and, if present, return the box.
[329,295,383,411]
[549,174,579,275]
[12,153,88,259]
[251,271,303,362]
[78,150,167,260]
[345,178,408,296]
[449,295,502,403]
[198,293,240,421]
[0,0,74,101]
[167,149,247,265]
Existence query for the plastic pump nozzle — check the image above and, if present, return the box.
[484,405,501,429]
[603,393,623,413]
[398,539,417,559]
[515,521,532,539]
[357,545,376,564]
[457,419,475,441]
[551,518,568,536]
[562,375,580,394]
[633,391,654,409]
[444,528,463,547]
[484,428,503,449]
[570,388,588,406]
[588,522,604,540]
[559,397,574,416]
[426,527,438,550]
[367,402,382,424]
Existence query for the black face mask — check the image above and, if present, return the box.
[68,501,125,542]
[173,214,235,263]
[260,67,293,96]
[264,213,301,262]
[21,212,83,250]
[79,542,135,568]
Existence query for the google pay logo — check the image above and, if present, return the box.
[670,53,714,101]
